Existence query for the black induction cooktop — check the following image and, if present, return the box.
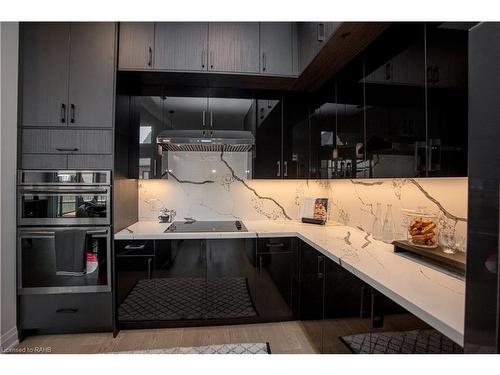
[164,220,247,233]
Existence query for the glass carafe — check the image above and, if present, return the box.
[372,203,383,240]
[382,204,395,243]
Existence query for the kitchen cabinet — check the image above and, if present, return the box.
[21,22,116,128]
[206,239,257,321]
[299,241,325,352]
[116,239,258,326]
[19,293,112,335]
[364,23,427,178]
[21,128,113,170]
[134,95,254,179]
[310,58,365,179]
[260,22,297,76]
[253,98,283,179]
[67,23,116,128]
[322,258,373,353]
[283,95,311,179]
[154,22,208,71]
[21,23,70,128]
[255,238,298,321]
[118,22,155,70]
[208,22,260,73]
[426,24,468,177]
[297,22,341,73]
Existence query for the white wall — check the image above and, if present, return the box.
[0,22,19,350]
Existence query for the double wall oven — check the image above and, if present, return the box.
[17,171,112,295]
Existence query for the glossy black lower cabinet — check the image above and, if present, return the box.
[255,238,298,321]
[19,292,112,337]
[299,242,325,352]
[206,239,257,323]
[322,259,373,353]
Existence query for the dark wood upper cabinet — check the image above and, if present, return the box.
[154,22,208,71]
[260,22,297,76]
[68,22,116,128]
[21,23,70,127]
[297,22,341,73]
[283,95,310,179]
[208,22,260,73]
[21,22,116,128]
[118,22,154,70]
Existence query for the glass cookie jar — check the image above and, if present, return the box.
[405,211,439,248]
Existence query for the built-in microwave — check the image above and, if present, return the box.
[17,170,111,226]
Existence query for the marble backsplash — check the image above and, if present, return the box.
[138,151,468,249]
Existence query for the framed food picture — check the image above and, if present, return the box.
[313,198,328,221]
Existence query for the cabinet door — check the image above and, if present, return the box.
[68,22,116,128]
[206,239,257,321]
[299,242,325,353]
[364,24,426,178]
[118,22,154,70]
[22,128,113,154]
[283,95,310,179]
[208,97,254,132]
[322,258,373,353]
[155,22,208,71]
[255,238,298,321]
[260,22,295,76]
[426,24,468,177]
[208,22,260,73]
[253,98,283,179]
[21,22,70,127]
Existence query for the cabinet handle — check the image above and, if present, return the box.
[262,52,267,72]
[259,255,263,274]
[56,308,78,314]
[60,103,66,123]
[202,110,206,136]
[317,23,325,42]
[277,161,281,177]
[284,161,288,177]
[426,66,433,84]
[265,242,284,248]
[148,46,153,67]
[432,66,439,84]
[56,148,78,152]
[147,257,152,279]
[153,159,158,176]
[70,104,75,123]
[201,50,206,69]
[317,255,324,279]
[385,62,392,80]
[209,51,214,70]
[124,244,146,250]
[210,111,213,136]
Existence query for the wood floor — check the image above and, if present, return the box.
[16,321,318,354]
[16,314,427,354]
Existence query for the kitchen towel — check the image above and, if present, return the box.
[55,229,87,276]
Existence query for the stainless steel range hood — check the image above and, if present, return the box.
[157,130,254,152]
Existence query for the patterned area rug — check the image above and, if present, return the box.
[118,277,257,321]
[109,342,271,354]
[341,329,463,354]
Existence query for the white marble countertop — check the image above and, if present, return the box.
[115,220,465,346]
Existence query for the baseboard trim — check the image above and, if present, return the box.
[1,326,19,352]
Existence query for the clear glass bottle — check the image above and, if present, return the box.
[382,204,395,243]
[372,203,383,240]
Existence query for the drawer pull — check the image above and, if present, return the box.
[56,308,78,314]
[124,244,146,250]
[56,148,78,152]
[265,243,285,248]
